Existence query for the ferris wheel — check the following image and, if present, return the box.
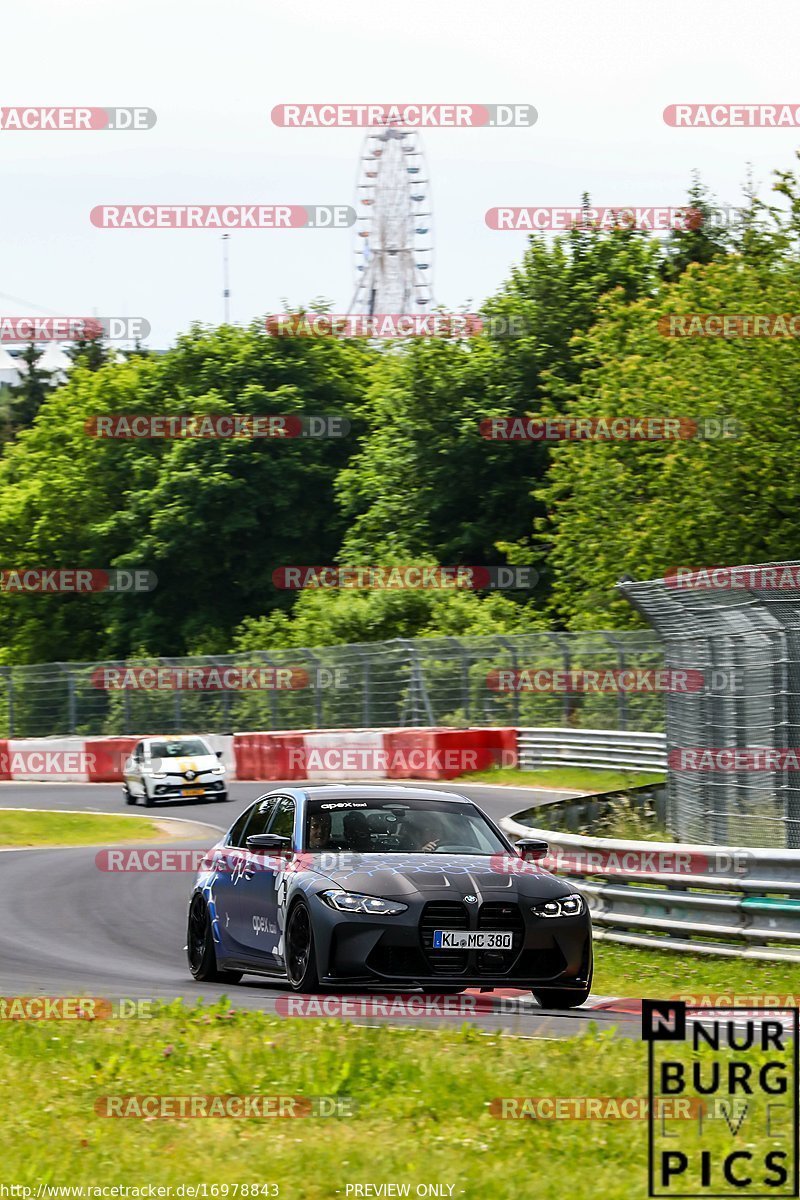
[349,126,434,315]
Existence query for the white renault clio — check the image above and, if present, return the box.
[123,735,228,806]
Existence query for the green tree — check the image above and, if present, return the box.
[8,343,54,430]
[537,246,800,628]
[337,219,663,599]
[0,323,374,662]
[66,336,111,372]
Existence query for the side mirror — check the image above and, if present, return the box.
[124,757,135,772]
[246,833,292,850]
[216,750,224,759]
[516,839,549,862]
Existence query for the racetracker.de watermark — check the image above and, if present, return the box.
[0,107,156,130]
[659,313,800,337]
[0,749,98,776]
[90,205,355,229]
[89,665,314,690]
[485,207,745,232]
[664,103,800,127]
[265,313,525,339]
[669,747,800,771]
[480,416,739,440]
[276,993,482,1018]
[486,668,705,693]
[271,103,537,127]
[95,1095,355,1118]
[272,565,537,590]
[84,414,349,439]
[0,569,156,593]
[0,317,150,343]
[490,849,750,876]
[489,1097,709,1119]
[0,996,154,1019]
[664,565,800,590]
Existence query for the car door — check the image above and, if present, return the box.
[125,742,145,798]
[232,795,297,963]
[207,801,260,951]
[224,795,283,962]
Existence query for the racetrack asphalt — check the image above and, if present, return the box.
[0,779,641,1039]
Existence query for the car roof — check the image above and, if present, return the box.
[141,735,211,744]
[142,729,209,739]
[262,784,474,804]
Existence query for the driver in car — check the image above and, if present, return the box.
[308,810,332,851]
[342,810,372,852]
[413,812,444,853]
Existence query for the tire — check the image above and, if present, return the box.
[285,900,320,992]
[187,895,243,984]
[123,785,135,806]
[142,787,155,808]
[218,791,229,802]
[533,986,591,1009]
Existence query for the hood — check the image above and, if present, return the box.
[153,754,220,773]
[304,851,572,902]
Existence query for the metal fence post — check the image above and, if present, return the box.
[66,667,77,735]
[356,646,372,727]
[553,634,574,725]
[301,650,323,727]
[4,668,14,737]
[497,635,520,726]
[605,633,628,731]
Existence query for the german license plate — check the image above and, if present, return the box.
[182,787,204,796]
[432,930,513,950]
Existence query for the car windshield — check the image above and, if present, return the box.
[149,739,210,758]
[304,797,507,855]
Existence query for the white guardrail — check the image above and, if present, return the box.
[518,726,667,773]
[501,816,800,963]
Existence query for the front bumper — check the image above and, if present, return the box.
[313,895,592,989]
[149,778,226,799]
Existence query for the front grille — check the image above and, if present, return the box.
[477,901,525,974]
[419,901,469,975]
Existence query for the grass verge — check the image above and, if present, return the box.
[591,940,799,998]
[0,999,771,1196]
[0,810,167,847]
[456,766,665,792]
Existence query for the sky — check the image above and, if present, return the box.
[2,0,800,347]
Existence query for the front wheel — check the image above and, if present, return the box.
[285,900,320,992]
[533,986,591,1009]
[187,895,243,984]
[123,785,135,806]
[142,788,155,808]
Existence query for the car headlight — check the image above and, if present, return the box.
[212,766,225,775]
[531,893,585,918]
[152,771,167,779]
[321,889,408,916]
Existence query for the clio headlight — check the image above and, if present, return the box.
[321,890,408,916]
[531,893,585,918]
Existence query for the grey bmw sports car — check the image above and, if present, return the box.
[186,785,593,1007]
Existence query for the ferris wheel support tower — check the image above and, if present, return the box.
[349,125,434,315]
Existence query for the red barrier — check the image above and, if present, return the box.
[233,733,308,781]
[0,739,9,781]
[385,727,517,780]
[86,736,138,782]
